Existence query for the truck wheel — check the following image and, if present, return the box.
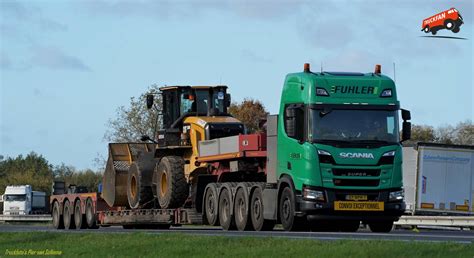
[127,162,155,209]
[452,27,460,33]
[74,200,87,229]
[423,26,429,33]
[279,186,303,231]
[445,20,455,30]
[204,183,219,226]
[52,201,64,229]
[155,156,189,209]
[368,221,394,233]
[234,187,251,231]
[338,220,360,232]
[250,187,274,231]
[219,187,235,230]
[431,30,437,35]
[85,198,99,229]
[63,200,76,230]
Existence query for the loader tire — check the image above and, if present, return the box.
[127,157,155,209]
[154,156,188,209]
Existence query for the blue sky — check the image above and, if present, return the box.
[1,0,472,170]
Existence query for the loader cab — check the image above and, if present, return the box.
[157,86,233,147]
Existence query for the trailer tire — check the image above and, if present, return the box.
[52,201,64,229]
[63,200,76,230]
[368,221,393,233]
[219,187,235,230]
[204,183,219,226]
[85,198,99,229]
[234,187,252,231]
[127,161,155,209]
[74,200,87,229]
[250,187,274,231]
[155,156,188,209]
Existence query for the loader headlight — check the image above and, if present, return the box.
[303,188,325,201]
[389,189,404,201]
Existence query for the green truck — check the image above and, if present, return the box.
[51,63,411,233]
[264,63,411,232]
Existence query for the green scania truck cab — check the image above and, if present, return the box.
[267,64,411,232]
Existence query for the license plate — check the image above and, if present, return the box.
[346,195,367,201]
[334,201,384,211]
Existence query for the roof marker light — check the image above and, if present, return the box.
[375,64,381,74]
[304,63,311,73]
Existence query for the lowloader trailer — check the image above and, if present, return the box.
[51,63,412,232]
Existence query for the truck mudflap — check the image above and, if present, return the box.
[102,143,155,207]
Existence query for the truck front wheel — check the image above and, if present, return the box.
[368,221,394,233]
[52,201,64,229]
[279,187,301,231]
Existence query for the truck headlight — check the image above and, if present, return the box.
[303,188,325,201]
[389,190,404,201]
[317,149,335,164]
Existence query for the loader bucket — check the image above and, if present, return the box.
[102,143,155,207]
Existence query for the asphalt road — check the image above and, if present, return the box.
[1,224,473,244]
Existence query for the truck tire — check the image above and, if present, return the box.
[219,186,235,230]
[127,161,155,209]
[52,201,64,229]
[452,27,460,33]
[368,221,394,233]
[63,200,76,230]
[423,26,429,33]
[204,183,219,226]
[74,200,87,229]
[250,187,274,231]
[444,20,455,30]
[234,187,252,231]
[279,186,304,231]
[155,156,188,209]
[85,198,99,229]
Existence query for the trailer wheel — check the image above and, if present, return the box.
[85,198,99,229]
[234,187,251,231]
[250,187,274,231]
[204,183,219,226]
[155,156,188,209]
[74,200,87,229]
[368,221,393,233]
[63,200,76,230]
[52,201,64,229]
[219,187,235,230]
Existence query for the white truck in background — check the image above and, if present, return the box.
[397,143,474,228]
[1,185,47,215]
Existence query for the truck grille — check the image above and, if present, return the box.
[333,169,380,177]
[333,179,380,187]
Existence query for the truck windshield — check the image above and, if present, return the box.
[310,109,399,143]
[4,194,26,202]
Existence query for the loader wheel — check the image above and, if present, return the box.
[234,187,252,231]
[74,200,87,229]
[250,187,274,231]
[52,201,64,229]
[219,186,235,230]
[85,198,98,229]
[204,183,219,226]
[155,156,188,209]
[63,200,76,230]
[127,161,155,209]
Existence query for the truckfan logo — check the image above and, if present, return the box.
[422,7,464,35]
[339,152,375,159]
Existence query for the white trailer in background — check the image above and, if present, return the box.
[397,143,474,228]
[1,185,47,215]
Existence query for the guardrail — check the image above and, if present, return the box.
[0,214,52,222]
[395,215,474,227]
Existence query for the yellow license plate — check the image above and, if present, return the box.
[346,195,367,201]
[334,201,384,211]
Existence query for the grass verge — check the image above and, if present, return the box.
[0,232,472,257]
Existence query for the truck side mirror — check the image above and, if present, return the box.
[401,109,411,121]
[146,94,154,109]
[402,121,411,142]
[225,93,231,107]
